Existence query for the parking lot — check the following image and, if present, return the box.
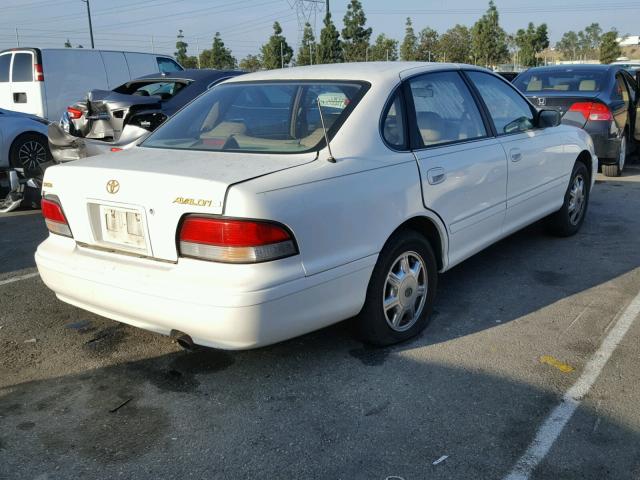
[1,166,639,479]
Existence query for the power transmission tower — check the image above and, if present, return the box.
[288,0,326,48]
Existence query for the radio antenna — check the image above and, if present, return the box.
[316,97,336,163]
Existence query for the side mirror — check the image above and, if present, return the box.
[537,109,561,128]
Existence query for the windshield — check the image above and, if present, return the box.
[142,81,367,154]
[514,69,607,93]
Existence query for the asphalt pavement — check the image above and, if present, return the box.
[1,166,640,479]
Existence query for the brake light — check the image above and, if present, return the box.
[178,216,297,263]
[110,147,123,152]
[41,196,72,238]
[34,63,43,81]
[67,106,83,119]
[568,102,612,121]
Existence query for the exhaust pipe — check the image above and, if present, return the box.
[170,330,195,350]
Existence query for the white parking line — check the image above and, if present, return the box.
[504,288,640,480]
[0,272,40,286]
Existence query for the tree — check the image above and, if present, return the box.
[341,0,371,62]
[239,54,262,72]
[317,11,343,64]
[584,23,602,52]
[438,25,471,63]
[200,32,236,69]
[514,22,548,67]
[296,22,316,66]
[368,34,398,61]
[175,30,189,66]
[400,17,418,61]
[416,27,439,61]
[557,30,580,60]
[260,22,293,69]
[64,39,72,48]
[600,29,622,64]
[470,0,509,67]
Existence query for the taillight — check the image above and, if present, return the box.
[568,102,612,121]
[178,216,297,263]
[34,63,43,81]
[67,106,83,119]
[41,196,72,238]
[110,147,123,152]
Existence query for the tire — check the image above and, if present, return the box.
[9,133,51,177]
[602,133,627,178]
[355,230,438,346]
[547,161,590,237]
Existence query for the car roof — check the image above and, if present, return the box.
[132,69,243,82]
[224,62,491,85]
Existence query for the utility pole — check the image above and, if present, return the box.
[196,38,201,69]
[151,36,155,53]
[280,41,284,68]
[80,0,95,48]
[15,28,19,47]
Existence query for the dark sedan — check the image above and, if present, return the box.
[49,69,244,161]
[513,65,640,176]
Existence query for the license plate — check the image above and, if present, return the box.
[99,205,146,249]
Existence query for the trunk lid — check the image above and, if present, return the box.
[43,147,316,261]
[523,91,602,128]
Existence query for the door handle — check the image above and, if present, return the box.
[426,167,446,185]
[510,148,522,162]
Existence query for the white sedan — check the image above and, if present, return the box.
[35,63,597,349]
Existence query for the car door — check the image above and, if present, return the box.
[612,72,631,134]
[465,70,570,235]
[621,70,640,142]
[406,70,508,266]
[0,53,11,110]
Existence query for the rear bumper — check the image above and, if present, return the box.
[585,121,621,164]
[35,235,375,349]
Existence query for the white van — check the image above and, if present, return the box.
[0,48,183,121]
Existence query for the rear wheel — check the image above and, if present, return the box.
[602,134,627,177]
[9,133,51,177]
[547,161,589,237]
[355,230,438,346]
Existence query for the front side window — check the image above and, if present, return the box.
[143,81,367,154]
[408,71,487,148]
[115,80,189,100]
[12,53,33,82]
[381,91,406,149]
[0,54,10,82]
[468,71,535,135]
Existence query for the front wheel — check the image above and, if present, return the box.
[355,230,438,346]
[547,161,590,237]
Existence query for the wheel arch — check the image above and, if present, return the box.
[386,214,448,272]
[575,149,593,182]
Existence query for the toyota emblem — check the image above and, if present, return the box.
[106,179,120,194]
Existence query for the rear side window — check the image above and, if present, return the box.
[613,74,630,103]
[468,71,535,135]
[157,57,182,73]
[408,71,487,148]
[0,54,10,82]
[381,91,406,149]
[12,53,33,82]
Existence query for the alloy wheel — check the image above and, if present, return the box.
[567,173,585,226]
[382,251,428,332]
[17,140,47,172]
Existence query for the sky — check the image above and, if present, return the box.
[0,0,638,59]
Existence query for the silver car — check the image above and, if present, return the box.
[0,108,50,174]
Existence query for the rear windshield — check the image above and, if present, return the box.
[114,80,189,101]
[142,81,368,154]
[514,69,607,93]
